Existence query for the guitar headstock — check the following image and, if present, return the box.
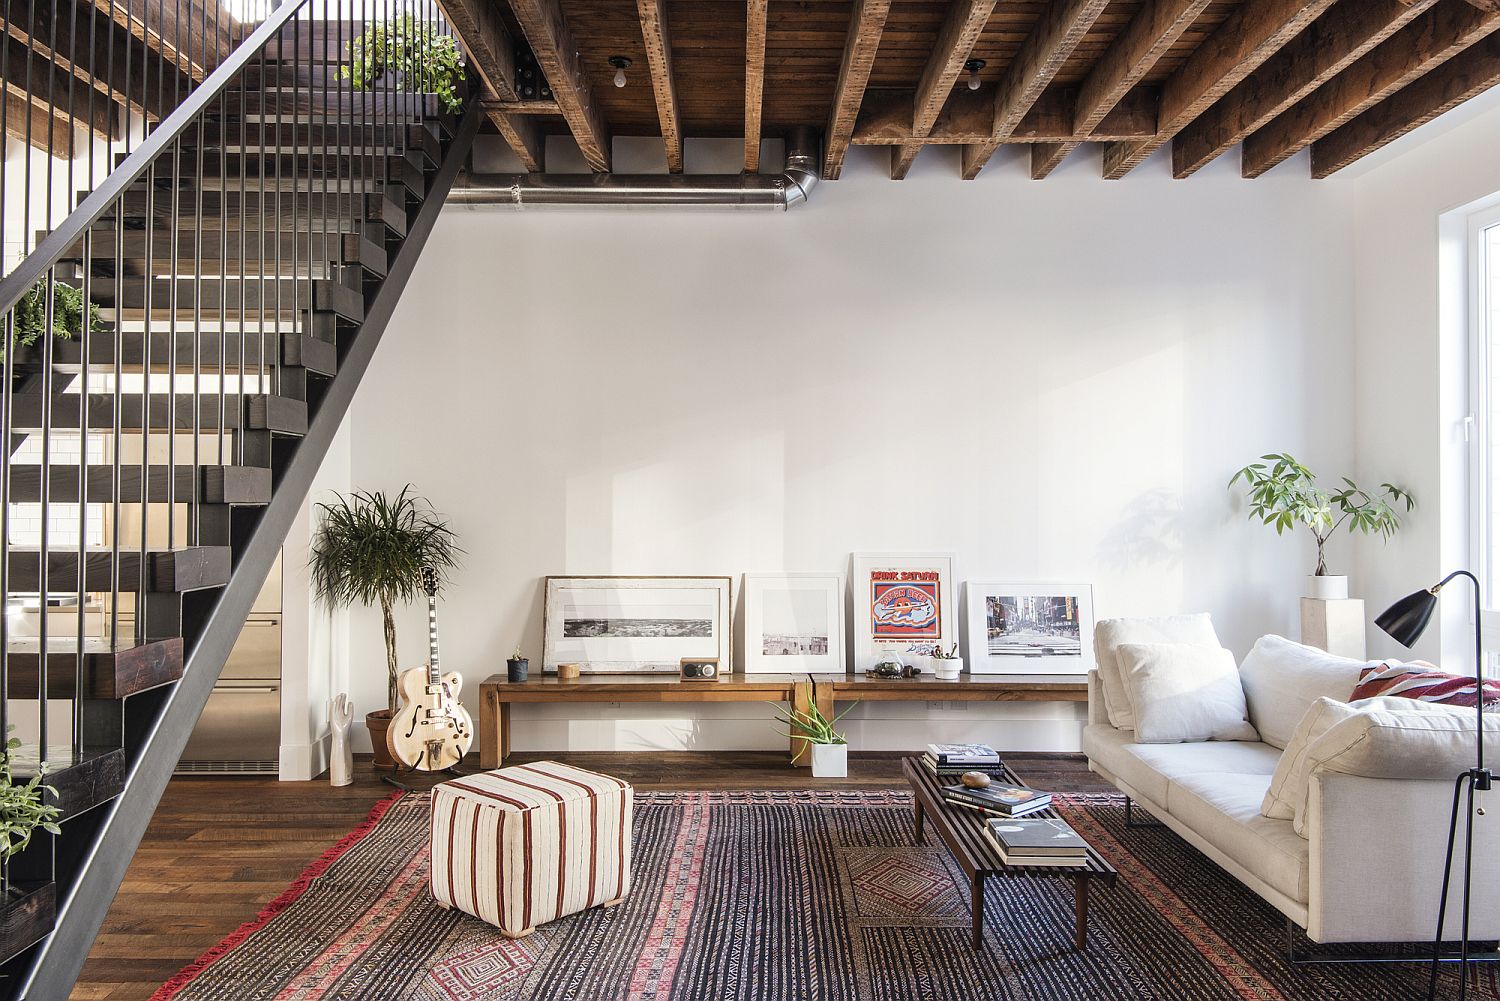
[420,564,440,598]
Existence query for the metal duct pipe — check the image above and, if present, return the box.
[450,128,821,210]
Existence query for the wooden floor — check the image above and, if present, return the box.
[72,751,1105,1001]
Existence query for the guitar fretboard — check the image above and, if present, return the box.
[427,595,441,685]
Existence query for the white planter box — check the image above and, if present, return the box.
[933,658,963,680]
[1305,574,1349,600]
[811,743,848,778]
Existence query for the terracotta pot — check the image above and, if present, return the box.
[366,709,397,771]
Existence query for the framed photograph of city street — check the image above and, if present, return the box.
[742,573,845,674]
[963,581,1095,676]
[851,553,957,672]
[543,576,733,674]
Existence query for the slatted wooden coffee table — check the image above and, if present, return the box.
[902,756,1116,950]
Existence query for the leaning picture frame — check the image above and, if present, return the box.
[543,576,733,674]
[850,553,957,672]
[742,573,846,674]
[962,581,1095,676]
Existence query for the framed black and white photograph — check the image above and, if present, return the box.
[742,573,845,674]
[543,576,733,674]
[851,552,957,672]
[963,581,1095,675]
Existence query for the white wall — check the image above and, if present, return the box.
[314,135,1363,756]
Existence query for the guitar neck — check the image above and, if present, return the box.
[427,594,440,685]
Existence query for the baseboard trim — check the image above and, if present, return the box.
[279,730,332,782]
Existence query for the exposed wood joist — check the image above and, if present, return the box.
[1031,0,1214,179]
[1102,0,1339,179]
[2,91,73,158]
[87,0,232,84]
[1312,27,1500,175]
[891,0,997,179]
[480,99,546,171]
[509,0,612,172]
[854,86,1158,144]
[824,0,893,180]
[637,0,683,173]
[5,0,170,122]
[961,0,1111,180]
[1,33,117,142]
[437,0,544,171]
[745,0,768,172]
[1173,0,1439,177]
[1242,0,1500,177]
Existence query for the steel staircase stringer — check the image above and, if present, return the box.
[17,100,484,1001]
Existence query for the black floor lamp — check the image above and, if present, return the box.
[1375,570,1490,1001]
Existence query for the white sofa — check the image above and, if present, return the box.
[1083,624,1500,945]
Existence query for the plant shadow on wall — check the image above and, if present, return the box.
[309,486,462,770]
[1096,488,1186,573]
[1228,453,1414,581]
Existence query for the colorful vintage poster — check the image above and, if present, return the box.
[851,554,956,671]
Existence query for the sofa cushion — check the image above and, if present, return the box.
[1094,615,1223,730]
[1262,697,1354,821]
[1118,643,1259,744]
[1238,635,1373,750]
[1167,772,1309,903]
[1083,724,1281,807]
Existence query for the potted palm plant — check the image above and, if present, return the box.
[309,486,460,770]
[773,701,856,777]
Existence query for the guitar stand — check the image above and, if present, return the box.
[381,764,468,793]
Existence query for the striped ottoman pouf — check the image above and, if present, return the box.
[430,761,633,938]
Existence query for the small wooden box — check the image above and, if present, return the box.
[680,657,720,681]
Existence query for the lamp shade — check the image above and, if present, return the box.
[1375,588,1440,648]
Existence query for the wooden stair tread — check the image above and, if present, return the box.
[9,746,127,822]
[9,392,308,435]
[4,637,184,700]
[43,332,338,377]
[6,464,272,504]
[5,546,232,593]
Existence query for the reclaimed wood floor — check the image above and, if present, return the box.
[71,751,1107,1001]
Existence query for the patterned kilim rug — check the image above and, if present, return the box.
[152,789,1496,1000]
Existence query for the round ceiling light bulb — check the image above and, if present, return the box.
[609,56,632,88]
[965,58,986,91]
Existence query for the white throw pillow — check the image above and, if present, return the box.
[1238,635,1375,750]
[1094,615,1223,730]
[1260,696,1423,821]
[1117,642,1260,744]
[1291,698,1484,837]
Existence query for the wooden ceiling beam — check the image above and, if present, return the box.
[508,0,613,172]
[824,0,893,180]
[3,91,74,159]
[961,0,1111,180]
[438,0,548,172]
[1029,0,1212,178]
[1,34,118,141]
[1173,0,1439,178]
[1312,28,1500,175]
[480,100,546,171]
[891,0,998,179]
[87,0,232,84]
[1242,0,1499,177]
[1102,0,1339,179]
[637,0,683,172]
[6,0,170,122]
[745,0,768,172]
[855,86,1157,144]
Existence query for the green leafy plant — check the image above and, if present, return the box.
[309,486,462,714]
[510,646,525,661]
[341,16,465,114]
[931,643,959,660]
[771,700,857,747]
[0,730,60,884]
[1228,453,1414,577]
[8,279,105,358]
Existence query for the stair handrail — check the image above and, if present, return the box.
[0,0,314,321]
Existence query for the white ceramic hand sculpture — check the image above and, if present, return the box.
[330,693,354,787]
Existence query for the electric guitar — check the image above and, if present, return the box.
[388,566,473,771]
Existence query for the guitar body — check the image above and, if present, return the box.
[387,565,472,772]
[388,667,473,771]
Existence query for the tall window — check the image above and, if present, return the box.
[1468,206,1500,647]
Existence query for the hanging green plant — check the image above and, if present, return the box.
[7,278,106,358]
[341,16,466,114]
[0,729,60,881]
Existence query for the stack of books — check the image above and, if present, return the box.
[983,817,1091,868]
[921,743,1002,779]
[941,780,1052,818]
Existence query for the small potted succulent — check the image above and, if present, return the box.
[506,646,529,683]
[930,642,963,680]
[773,701,856,777]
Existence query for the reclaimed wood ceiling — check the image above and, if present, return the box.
[445,0,1500,180]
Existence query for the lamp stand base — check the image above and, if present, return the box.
[1430,767,1494,1001]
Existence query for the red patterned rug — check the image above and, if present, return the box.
[151,789,1496,1000]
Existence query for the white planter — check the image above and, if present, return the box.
[933,658,963,680]
[811,743,848,778]
[1306,574,1349,600]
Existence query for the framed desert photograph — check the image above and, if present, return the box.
[543,576,733,674]
[963,581,1095,675]
[742,573,845,674]
[850,553,957,672]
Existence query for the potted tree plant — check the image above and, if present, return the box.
[772,701,856,777]
[309,486,460,770]
[1229,453,1414,599]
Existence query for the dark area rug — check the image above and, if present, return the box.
[152,789,1496,1000]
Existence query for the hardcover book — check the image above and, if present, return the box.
[942,782,1051,814]
[985,817,1088,857]
[925,742,1000,764]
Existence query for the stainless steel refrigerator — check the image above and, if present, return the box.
[177,555,282,774]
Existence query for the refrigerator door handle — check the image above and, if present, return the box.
[211,685,279,695]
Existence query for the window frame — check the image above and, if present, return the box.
[1467,204,1500,645]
